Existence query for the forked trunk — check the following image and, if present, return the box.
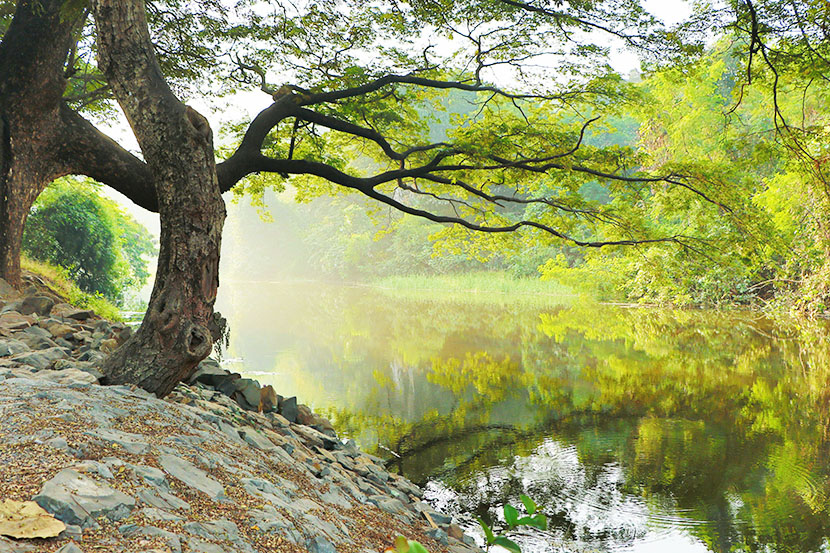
[93,0,225,397]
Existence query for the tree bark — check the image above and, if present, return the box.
[92,0,225,397]
[0,0,79,286]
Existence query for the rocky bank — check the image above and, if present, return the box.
[0,276,480,553]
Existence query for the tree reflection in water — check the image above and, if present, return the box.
[217,283,830,553]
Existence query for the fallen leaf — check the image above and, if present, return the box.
[0,499,66,539]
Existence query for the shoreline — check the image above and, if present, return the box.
[0,277,480,553]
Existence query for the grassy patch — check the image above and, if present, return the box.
[22,256,123,321]
[371,271,576,307]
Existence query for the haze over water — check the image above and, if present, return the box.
[215,281,830,553]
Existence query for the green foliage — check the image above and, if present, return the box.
[23,178,156,304]
[21,256,122,321]
[392,495,545,553]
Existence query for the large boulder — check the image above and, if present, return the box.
[33,469,135,528]
[18,296,55,317]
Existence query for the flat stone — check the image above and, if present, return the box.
[136,489,191,511]
[0,312,32,332]
[87,428,150,455]
[0,338,29,356]
[238,426,277,451]
[140,507,184,522]
[0,536,36,552]
[158,454,226,501]
[37,369,97,386]
[307,536,337,553]
[33,468,136,528]
[16,333,59,350]
[54,541,84,553]
[10,352,51,370]
[51,303,94,321]
[186,538,224,553]
[129,464,167,487]
[44,322,75,339]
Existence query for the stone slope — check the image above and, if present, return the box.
[0,282,477,553]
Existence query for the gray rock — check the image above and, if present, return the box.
[88,428,150,455]
[186,538,224,553]
[19,295,55,316]
[140,507,184,522]
[184,521,218,539]
[0,278,18,298]
[159,454,226,501]
[120,525,182,553]
[16,333,58,350]
[0,312,33,331]
[10,351,50,370]
[367,495,410,519]
[280,396,298,423]
[33,468,136,528]
[136,488,191,511]
[129,464,168,487]
[426,528,449,546]
[37,368,97,386]
[232,378,261,410]
[307,536,337,553]
[238,426,277,451]
[23,325,52,338]
[0,536,36,552]
[187,358,228,386]
[0,338,29,356]
[54,542,84,553]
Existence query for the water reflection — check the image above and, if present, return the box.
[216,282,830,553]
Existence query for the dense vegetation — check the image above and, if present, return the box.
[23,179,156,305]
[223,38,829,311]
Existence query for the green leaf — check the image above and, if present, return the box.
[532,514,547,530]
[395,535,410,553]
[519,494,536,515]
[408,540,430,553]
[503,504,519,528]
[477,517,495,544]
[492,536,522,553]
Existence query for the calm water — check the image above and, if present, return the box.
[215,282,830,553]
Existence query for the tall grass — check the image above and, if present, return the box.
[372,271,576,307]
[21,256,123,321]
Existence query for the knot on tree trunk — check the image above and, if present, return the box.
[184,320,212,360]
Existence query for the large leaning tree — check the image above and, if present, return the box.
[0,0,792,397]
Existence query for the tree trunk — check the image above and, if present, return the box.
[92,0,225,397]
[0,0,80,287]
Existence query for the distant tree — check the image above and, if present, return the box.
[22,179,156,302]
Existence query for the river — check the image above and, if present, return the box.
[215,281,830,553]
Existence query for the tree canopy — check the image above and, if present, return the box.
[1,0,829,393]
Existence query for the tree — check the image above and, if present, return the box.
[23,178,156,301]
[0,0,777,396]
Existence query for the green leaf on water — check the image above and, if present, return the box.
[504,504,519,528]
[492,536,522,553]
[477,517,495,544]
[519,494,537,515]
